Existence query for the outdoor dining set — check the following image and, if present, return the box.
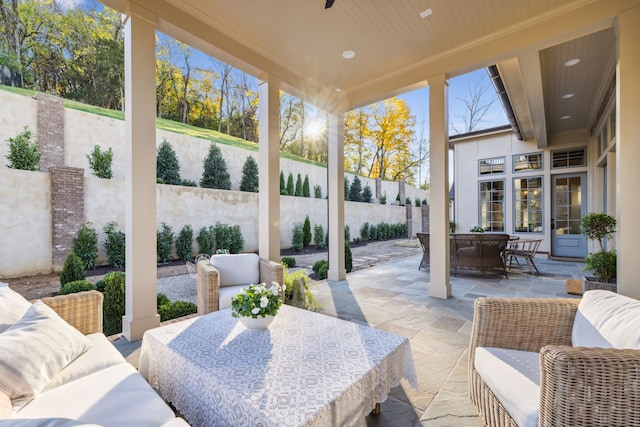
[417,232,542,278]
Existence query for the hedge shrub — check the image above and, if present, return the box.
[103,272,125,336]
[59,280,95,295]
[60,252,85,286]
[73,223,98,270]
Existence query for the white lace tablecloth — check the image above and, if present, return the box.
[139,305,417,427]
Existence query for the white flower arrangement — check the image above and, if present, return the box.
[231,282,282,319]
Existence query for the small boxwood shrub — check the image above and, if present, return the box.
[181,179,197,187]
[292,223,304,251]
[59,280,95,295]
[60,252,85,286]
[73,223,98,270]
[281,256,296,268]
[104,222,125,268]
[6,126,41,171]
[313,184,322,198]
[312,260,328,280]
[86,145,113,179]
[362,185,372,203]
[345,242,353,273]
[197,226,214,255]
[360,222,370,240]
[103,272,125,336]
[157,294,197,322]
[157,222,174,263]
[313,224,326,249]
[176,224,193,261]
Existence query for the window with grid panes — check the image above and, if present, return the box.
[552,148,586,168]
[513,177,543,233]
[479,180,504,232]
[513,153,543,172]
[478,157,505,175]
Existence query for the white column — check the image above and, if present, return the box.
[616,6,640,298]
[327,113,346,281]
[122,4,160,341]
[428,74,451,299]
[258,78,281,261]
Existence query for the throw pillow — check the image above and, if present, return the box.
[572,289,640,349]
[0,301,92,406]
[0,285,32,333]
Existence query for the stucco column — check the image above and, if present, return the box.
[616,6,640,299]
[327,112,346,281]
[122,4,160,340]
[258,78,281,261]
[428,74,451,299]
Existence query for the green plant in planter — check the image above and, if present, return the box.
[469,225,485,233]
[581,212,617,283]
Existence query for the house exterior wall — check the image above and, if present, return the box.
[453,129,591,254]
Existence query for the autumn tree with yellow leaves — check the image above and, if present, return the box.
[345,97,424,184]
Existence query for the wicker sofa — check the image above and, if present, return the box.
[469,290,640,427]
[0,285,189,427]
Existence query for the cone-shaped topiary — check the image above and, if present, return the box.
[286,173,294,195]
[302,175,310,197]
[200,143,231,189]
[240,155,259,192]
[303,215,312,247]
[280,171,287,195]
[156,139,181,185]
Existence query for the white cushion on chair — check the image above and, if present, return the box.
[475,347,540,427]
[210,254,260,287]
[0,285,32,333]
[572,289,640,349]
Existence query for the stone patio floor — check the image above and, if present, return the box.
[115,242,585,426]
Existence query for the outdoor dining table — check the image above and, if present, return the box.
[139,304,417,427]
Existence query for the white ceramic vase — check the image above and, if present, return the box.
[239,314,275,330]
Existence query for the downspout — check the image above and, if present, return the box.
[487,65,523,141]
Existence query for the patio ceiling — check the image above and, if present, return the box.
[102,0,634,135]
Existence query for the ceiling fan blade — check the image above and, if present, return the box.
[325,0,335,9]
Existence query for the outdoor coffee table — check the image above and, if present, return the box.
[139,305,417,427]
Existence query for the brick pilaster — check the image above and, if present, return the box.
[34,93,65,171]
[422,205,430,233]
[399,180,406,206]
[50,167,85,270]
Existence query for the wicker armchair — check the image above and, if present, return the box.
[197,256,284,315]
[469,296,640,426]
[39,290,104,335]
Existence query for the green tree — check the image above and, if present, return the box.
[303,216,312,247]
[344,177,349,201]
[86,145,113,179]
[240,155,259,192]
[157,222,174,263]
[302,175,310,197]
[362,184,373,203]
[103,272,125,336]
[104,222,125,269]
[156,138,181,185]
[313,185,323,198]
[200,143,231,189]
[349,175,363,202]
[294,173,303,197]
[280,171,287,195]
[286,172,294,196]
[6,126,40,171]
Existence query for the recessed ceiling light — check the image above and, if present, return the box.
[561,115,571,120]
[562,93,575,99]
[342,50,355,59]
[334,88,342,93]
[564,58,580,67]
[419,8,433,18]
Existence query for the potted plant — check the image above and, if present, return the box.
[580,212,617,292]
[231,282,282,330]
[469,225,485,233]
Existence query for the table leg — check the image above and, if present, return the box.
[371,403,381,415]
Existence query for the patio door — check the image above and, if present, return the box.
[551,173,587,258]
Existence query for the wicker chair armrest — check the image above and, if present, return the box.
[197,259,221,315]
[539,345,640,427]
[259,258,284,297]
[470,297,578,354]
[40,290,103,335]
